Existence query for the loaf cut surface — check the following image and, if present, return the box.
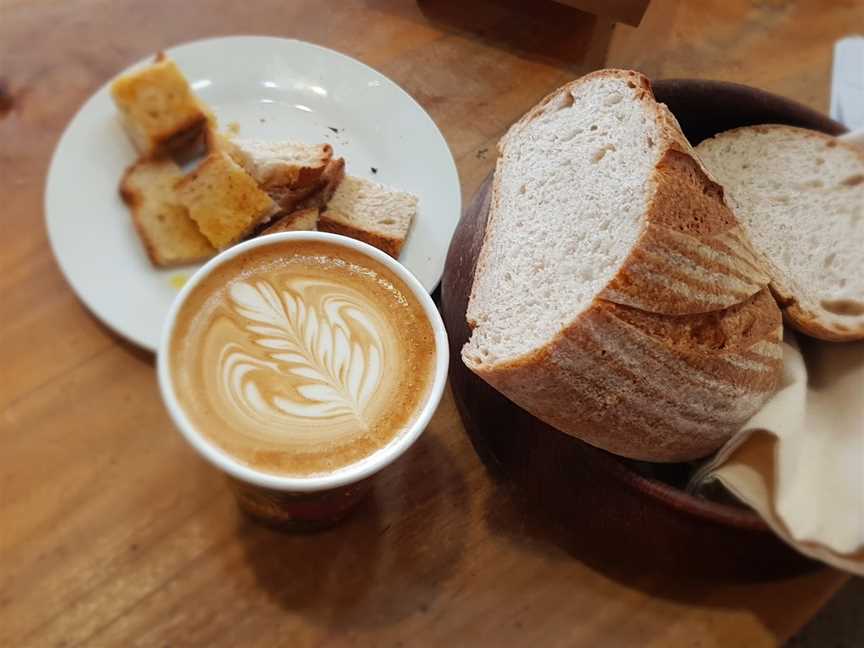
[260,156,345,212]
[466,70,768,366]
[696,125,864,341]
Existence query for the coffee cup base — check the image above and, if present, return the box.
[228,476,373,531]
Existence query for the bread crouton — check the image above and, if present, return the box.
[318,175,416,258]
[119,159,215,267]
[175,151,277,249]
[110,52,214,160]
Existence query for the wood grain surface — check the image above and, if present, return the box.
[1,0,860,646]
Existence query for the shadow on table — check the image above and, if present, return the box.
[368,0,614,69]
[477,464,838,630]
[236,432,470,630]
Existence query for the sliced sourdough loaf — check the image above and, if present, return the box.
[463,70,782,461]
[696,125,864,341]
[319,175,417,258]
[119,159,215,267]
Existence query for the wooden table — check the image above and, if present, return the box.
[2,1,859,645]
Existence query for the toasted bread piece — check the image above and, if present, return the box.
[261,208,319,235]
[119,159,215,267]
[110,52,214,160]
[296,157,346,209]
[269,157,346,213]
[175,151,278,249]
[318,175,417,258]
[222,137,333,190]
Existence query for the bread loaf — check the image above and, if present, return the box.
[696,125,864,341]
[463,70,782,461]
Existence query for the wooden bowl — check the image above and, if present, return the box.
[440,79,845,579]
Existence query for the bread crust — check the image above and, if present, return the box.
[297,157,346,210]
[263,157,346,213]
[317,215,404,257]
[151,113,209,163]
[465,289,782,462]
[774,288,864,342]
[261,207,319,235]
[111,53,213,162]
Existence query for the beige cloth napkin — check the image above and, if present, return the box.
[692,333,864,574]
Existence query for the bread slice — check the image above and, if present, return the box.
[260,208,319,235]
[175,151,278,249]
[119,159,215,267]
[696,125,864,341]
[110,52,213,161]
[318,175,417,258]
[463,70,781,461]
[223,137,333,190]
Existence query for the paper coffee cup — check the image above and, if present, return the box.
[157,232,449,529]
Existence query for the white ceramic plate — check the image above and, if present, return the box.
[45,36,461,352]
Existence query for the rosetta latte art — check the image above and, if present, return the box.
[170,240,437,476]
[219,278,386,435]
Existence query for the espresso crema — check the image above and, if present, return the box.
[170,240,437,477]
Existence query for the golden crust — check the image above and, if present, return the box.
[466,289,782,462]
[175,152,277,249]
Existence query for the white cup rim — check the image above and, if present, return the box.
[157,231,450,492]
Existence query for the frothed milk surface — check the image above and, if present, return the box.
[170,240,436,477]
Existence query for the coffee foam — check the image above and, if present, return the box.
[170,240,436,477]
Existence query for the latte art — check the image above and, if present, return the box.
[218,278,386,434]
[170,241,436,476]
